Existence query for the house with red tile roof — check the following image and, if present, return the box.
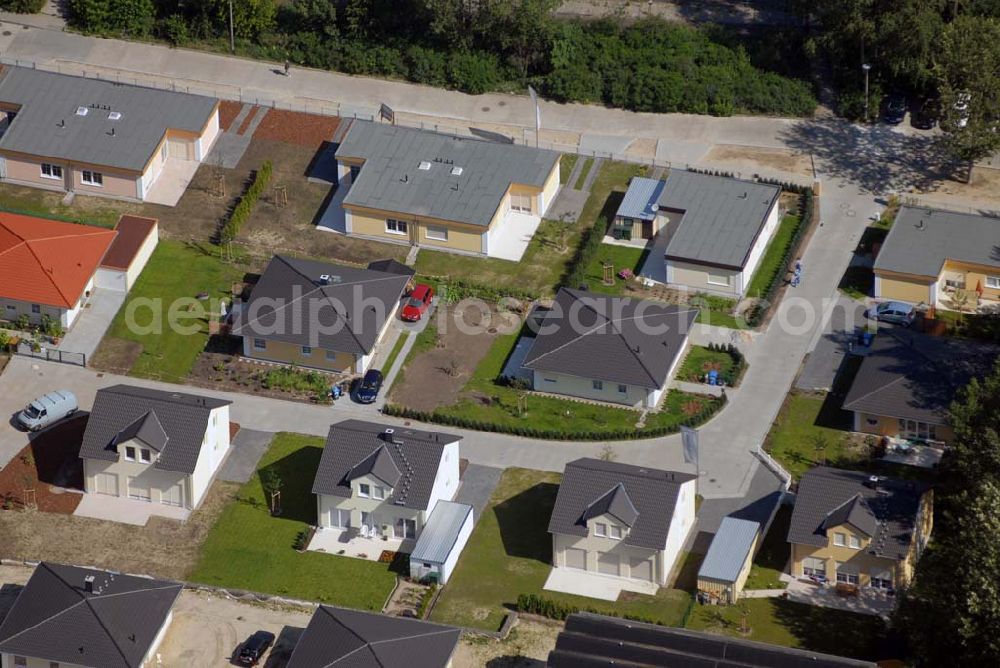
[0,211,116,329]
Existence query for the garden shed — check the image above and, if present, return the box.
[409,500,474,585]
[696,516,761,604]
[94,215,159,292]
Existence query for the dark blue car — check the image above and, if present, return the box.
[883,95,907,124]
[355,369,384,404]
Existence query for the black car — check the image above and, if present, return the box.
[355,369,384,404]
[911,98,937,129]
[883,94,907,124]
[237,630,275,666]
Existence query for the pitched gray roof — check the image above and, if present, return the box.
[0,67,217,172]
[548,613,877,668]
[615,176,665,221]
[697,516,761,584]
[335,121,559,227]
[114,411,169,453]
[821,494,878,537]
[842,328,1000,425]
[410,501,474,565]
[787,467,930,561]
[548,458,696,551]
[581,483,639,528]
[79,385,230,474]
[286,605,461,668]
[233,255,410,355]
[0,562,181,668]
[659,170,781,269]
[874,205,1000,277]
[348,445,402,488]
[366,258,416,277]
[312,420,460,511]
[523,288,696,389]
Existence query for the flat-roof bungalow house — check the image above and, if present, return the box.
[79,385,232,517]
[332,121,560,261]
[787,467,932,592]
[842,328,999,446]
[0,66,220,206]
[613,171,781,297]
[522,288,697,409]
[546,458,697,593]
[232,255,410,374]
[0,562,182,668]
[874,205,1000,311]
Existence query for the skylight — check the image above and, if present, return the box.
[418,161,432,171]
[75,106,88,116]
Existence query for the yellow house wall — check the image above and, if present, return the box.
[669,260,741,297]
[941,260,1000,301]
[552,527,666,584]
[243,338,357,373]
[854,412,954,444]
[540,161,560,213]
[875,272,933,304]
[345,206,486,254]
[791,523,902,588]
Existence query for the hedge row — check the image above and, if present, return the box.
[434,278,539,305]
[515,593,689,627]
[686,167,812,195]
[743,190,813,328]
[219,161,272,243]
[381,393,726,441]
[705,342,748,387]
[563,213,607,291]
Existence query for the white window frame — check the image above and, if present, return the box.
[373,485,385,500]
[870,571,893,589]
[986,275,1000,289]
[395,517,417,539]
[833,532,846,547]
[253,338,266,351]
[707,272,732,287]
[385,219,408,235]
[594,522,607,537]
[81,170,104,187]
[592,380,603,391]
[425,225,449,241]
[139,449,152,464]
[358,483,371,498]
[333,508,351,528]
[301,345,312,356]
[802,557,825,577]
[898,418,936,441]
[849,535,861,549]
[836,562,859,584]
[325,350,337,361]
[510,192,533,213]
[40,163,63,180]
[125,446,136,462]
[609,524,622,540]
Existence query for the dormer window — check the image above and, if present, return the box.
[358,483,371,498]
[594,522,606,537]
[139,448,152,464]
[125,446,136,461]
[373,485,386,500]
[834,532,846,546]
[609,525,622,540]
[849,535,861,549]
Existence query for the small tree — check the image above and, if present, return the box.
[260,469,283,516]
[811,434,829,466]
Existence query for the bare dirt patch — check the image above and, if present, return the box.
[915,166,1000,207]
[0,415,87,514]
[189,347,344,404]
[704,144,814,178]
[89,337,143,373]
[218,100,244,131]
[253,108,340,149]
[627,137,658,160]
[390,305,502,412]
[0,480,239,580]
[453,617,561,668]
[384,578,432,618]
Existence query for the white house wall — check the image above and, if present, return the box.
[661,479,697,581]
[426,441,461,510]
[740,200,781,294]
[189,405,231,509]
[438,508,474,584]
[532,370,651,408]
[1,654,87,668]
[84,454,190,507]
[125,224,159,290]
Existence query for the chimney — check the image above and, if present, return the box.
[318,274,331,285]
[84,575,95,593]
[917,219,925,230]
[868,475,880,491]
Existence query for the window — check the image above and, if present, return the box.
[609,525,622,540]
[14,657,26,667]
[125,446,136,461]
[510,192,533,213]
[301,346,312,356]
[139,449,152,464]
[31,304,41,314]
[373,486,385,500]
[849,535,861,549]
[81,170,103,186]
[253,338,266,351]
[425,225,449,241]
[161,143,168,161]
[543,377,556,383]
[358,483,371,498]
[833,532,846,546]
[332,508,351,528]
[592,380,603,391]
[898,418,937,441]
[40,163,63,180]
[870,571,893,589]
[707,272,732,287]
[802,557,825,578]
[836,563,859,584]
[617,384,628,394]
[594,522,607,537]
[325,350,337,361]
[386,219,408,235]
[51,663,61,668]
[395,517,417,539]
[987,275,1000,289]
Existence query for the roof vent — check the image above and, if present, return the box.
[450,166,463,176]
[75,106,88,116]
[84,575,95,593]
[319,274,331,285]
[108,111,122,121]
[916,219,925,230]
[418,161,432,171]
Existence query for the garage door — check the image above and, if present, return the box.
[161,483,184,507]
[629,556,654,582]
[564,548,587,571]
[128,477,151,502]
[167,137,194,160]
[598,553,620,576]
[94,473,119,496]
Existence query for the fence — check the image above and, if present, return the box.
[754,444,793,489]
[15,342,86,367]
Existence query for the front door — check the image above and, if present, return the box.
[642,219,653,239]
[94,472,118,496]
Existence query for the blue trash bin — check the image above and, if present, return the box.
[708,370,719,386]
[862,332,873,347]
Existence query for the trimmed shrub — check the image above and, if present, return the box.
[515,592,689,627]
[219,160,272,243]
[0,0,45,11]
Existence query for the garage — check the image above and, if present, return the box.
[629,556,654,582]
[598,553,620,576]
[161,483,184,507]
[407,501,474,585]
[94,472,118,496]
[95,215,159,292]
[128,477,151,502]
[564,548,587,571]
[168,136,195,160]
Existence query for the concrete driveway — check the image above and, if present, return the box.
[73,493,190,526]
[454,463,502,522]
[57,288,125,361]
[543,567,658,601]
[144,158,200,206]
[217,429,274,484]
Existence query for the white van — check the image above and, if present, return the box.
[17,390,78,432]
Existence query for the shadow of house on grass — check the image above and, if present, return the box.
[255,445,324,525]
[493,482,560,562]
[770,598,892,662]
[28,412,88,490]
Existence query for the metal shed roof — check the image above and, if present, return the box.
[615,176,665,221]
[697,516,760,584]
[410,501,473,565]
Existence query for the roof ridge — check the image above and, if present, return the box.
[572,459,688,483]
[20,233,77,306]
[842,374,908,410]
[0,563,89,648]
[84,584,181,668]
[367,627,459,649]
[321,607,386,668]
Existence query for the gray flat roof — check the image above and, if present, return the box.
[660,170,780,270]
[410,500,473,565]
[697,516,760,584]
[615,176,664,221]
[335,121,559,227]
[0,66,217,172]
[874,205,1000,277]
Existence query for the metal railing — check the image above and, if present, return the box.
[754,444,793,489]
[15,342,86,367]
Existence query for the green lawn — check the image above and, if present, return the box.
[189,433,397,609]
[676,345,738,384]
[583,244,649,295]
[559,154,579,185]
[380,330,409,375]
[431,468,693,632]
[428,331,721,437]
[100,240,246,381]
[686,598,889,661]
[745,214,802,299]
[0,183,135,229]
[574,158,594,190]
[744,505,792,590]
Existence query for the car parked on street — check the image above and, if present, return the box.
[401,283,434,322]
[911,98,938,130]
[16,390,78,432]
[883,94,907,124]
[355,369,384,404]
[236,630,275,666]
[868,301,916,326]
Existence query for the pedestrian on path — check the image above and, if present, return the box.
[284,60,291,77]
[791,257,803,287]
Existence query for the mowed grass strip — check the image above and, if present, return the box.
[745,214,802,299]
[189,433,396,609]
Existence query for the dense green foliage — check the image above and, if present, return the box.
[65,0,815,117]
[0,0,45,12]
[896,361,1000,666]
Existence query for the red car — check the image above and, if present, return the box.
[401,284,434,321]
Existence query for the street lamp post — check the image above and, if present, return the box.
[862,63,871,122]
